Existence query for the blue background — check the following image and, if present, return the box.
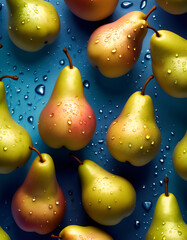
[0,0,187,239]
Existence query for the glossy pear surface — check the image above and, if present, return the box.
[151,30,187,98]
[107,91,161,166]
[6,0,60,52]
[145,193,187,239]
[0,81,32,173]
[87,11,148,78]
[64,0,118,21]
[38,66,96,150]
[0,227,11,240]
[78,160,136,225]
[155,0,187,14]
[11,153,66,234]
[173,131,187,180]
[58,225,113,240]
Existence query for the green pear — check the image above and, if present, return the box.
[150,29,187,98]
[173,131,187,180]
[51,225,113,240]
[106,76,161,166]
[11,146,66,234]
[145,177,187,239]
[0,75,32,174]
[38,48,96,150]
[155,0,187,15]
[87,6,156,78]
[71,154,136,226]
[6,0,60,52]
[0,227,11,240]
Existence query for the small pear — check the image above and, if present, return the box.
[106,76,161,166]
[173,131,187,180]
[64,0,118,21]
[0,227,11,240]
[149,28,187,98]
[155,0,187,15]
[145,177,187,239]
[38,48,96,150]
[87,6,156,78]
[51,225,113,240]
[0,75,32,174]
[11,146,66,234]
[71,154,136,226]
[6,0,60,52]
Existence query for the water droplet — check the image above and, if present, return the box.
[178,231,182,236]
[167,69,172,74]
[67,120,72,125]
[95,39,99,44]
[48,204,53,209]
[83,80,90,89]
[112,48,117,54]
[32,198,36,202]
[121,1,133,8]
[142,201,152,212]
[135,220,140,229]
[127,34,131,39]
[36,26,40,30]
[35,84,45,96]
[98,139,104,144]
[107,205,111,209]
[59,59,65,65]
[56,201,60,205]
[49,113,54,118]
[146,135,150,140]
[29,211,33,215]
[140,0,147,9]
[3,147,8,151]
[27,116,34,124]
[145,52,151,60]
[43,75,48,81]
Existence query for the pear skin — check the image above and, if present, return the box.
[64,0,118,21]
[87,7,156,78]
[0,227,11,240]
[155,0,187,14]
[38,49,96,150]
[11,147,66,234]
[0,76,32,174]
[6,0,60,52]
[106,76,161,166]
[150,30,187,98]
[173,131,187,180]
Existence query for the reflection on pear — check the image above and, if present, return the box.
[6,0,60,52]
[71,154,136,226]
[38,48,96,150]
[0,226,11,240]
[51,225,113,240]
[11,146,66,234]
[155,0,187,15]
[173,131,187,180]
[87,6,156,78]
[0,75,32,174]
[107,75,161,166]
[145,177,187,239]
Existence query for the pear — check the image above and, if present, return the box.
[173,131,187,180]
[38,48,96,150]
[64,0,119,21]
[6,0,60,52]
[149,28,187,98]
[51,225,113,240]
[155,0,187,15]
[11,146,66,234]
[87,6,156,78]
[0,75,32,174]
[0,227,11,240]
[71,154,136,226]
[145,177,187,239]
[106,76,161,166]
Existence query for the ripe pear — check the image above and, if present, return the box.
[150,29,187,98]
[107,76,161,166]
[173,131,187,180]
[38,48,96,150]
[155,0,187,15]
[6,0,60,52]
[11,146,66,234]
[87,6,156,78]
[0,227,11,240]
[64,0,119,21]
[51,225,113,240]
[145,177,187,239]
[0,75,32,174]
[71,154,136,226]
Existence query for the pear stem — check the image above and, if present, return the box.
[51,234,62,239]
[63,48,73,69]
[146,25,160,37]
[144,6,157,20]
[0,44,2,48]
[70,153,83,165]
[0,75,18,81]
[141,75,154,95]
[29,146,45,163]
[164,177,169,197]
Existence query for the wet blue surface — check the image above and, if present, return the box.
[0,0,187,239]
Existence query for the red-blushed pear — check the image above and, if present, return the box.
[106,75,161,166]
[38,48,96,150]
[0,226,11,240]
[64,0,119,21]
[11,146,66,235]
[87,6,156,78]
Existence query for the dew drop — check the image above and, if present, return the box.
[67,120,72,126]
[59,59,65,66]
[140,0,147,9]
[83,80,90,89]
[48,204,53,209]
[145,52,151,60]
[3,147,8,151]
[167,69,172,74]
[121,1,133,8]
[27,116,34,124]
[142,201,152,212]
[135,220,140,229]
[35,84,45,96]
